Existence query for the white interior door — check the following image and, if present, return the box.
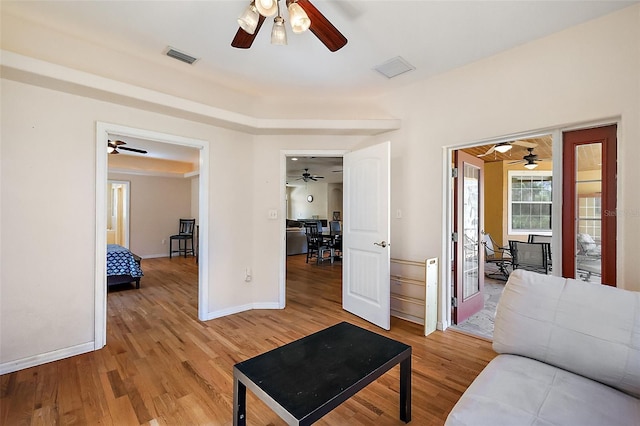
[342,141,391,330]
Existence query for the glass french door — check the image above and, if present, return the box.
[453,151,484,323]
[562,125,617,286]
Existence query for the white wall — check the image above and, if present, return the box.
[289,182,328,220]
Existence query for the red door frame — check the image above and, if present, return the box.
[453,150,485,323]
[562,125,617,286]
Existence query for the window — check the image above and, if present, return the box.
[508,171,552,234]
[578,195,601,240]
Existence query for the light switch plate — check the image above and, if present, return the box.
[268,209,278,219]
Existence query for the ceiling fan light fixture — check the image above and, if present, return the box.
[238,1,260,34]
[288,2,310,33]
[271,16,288,45]
[255,0,277,17]
[524,161,538,170]
[494,143,512,154]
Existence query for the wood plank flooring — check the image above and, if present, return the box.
[1,255,496,425]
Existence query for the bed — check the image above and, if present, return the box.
[107,244,143,288]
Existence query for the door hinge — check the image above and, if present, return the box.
[452,167,458,178]
[452,297,458,308]
[451,232,458,242]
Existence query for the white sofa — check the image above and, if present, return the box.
[446,269,640,426]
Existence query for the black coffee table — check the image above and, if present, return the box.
[233,321,412,425]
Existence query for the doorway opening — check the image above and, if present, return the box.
[107,180,130,248]
[281,151,346,310]
[95,122,209,349]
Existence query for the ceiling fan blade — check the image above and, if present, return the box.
[231,14,266,49]
[118,146,148,154]
[297,0,347,52]
[508,159,525,164]
[477,145,496,157]
[513,140,538,148]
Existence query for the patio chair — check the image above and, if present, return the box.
[509,240,550,275]
[482,233,512,281]
[576,233,601,281]
[528,234,553,269]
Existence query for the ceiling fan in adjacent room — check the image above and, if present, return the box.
[107,140,148,155]
[477,140,538,157]
[508,147,550,170]
[296,168,324,182]
[232,0,347,51]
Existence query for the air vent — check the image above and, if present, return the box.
[374,56,415,79]
[165,47,198,65]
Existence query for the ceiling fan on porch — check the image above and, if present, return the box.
[508,147,550,170]
[107,140,148,155]
[296,168,324,182]
[232,0,347,51]
[477,140,538,157]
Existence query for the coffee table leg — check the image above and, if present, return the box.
[400,355,411,422]
[234,377,247,426]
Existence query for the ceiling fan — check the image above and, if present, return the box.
[297,168,324,182]
[232,0,347,52]
[477,140,538,157]
[107,140,148,155]
[508,147,549,170]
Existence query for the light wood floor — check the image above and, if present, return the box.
[1,255,496,425]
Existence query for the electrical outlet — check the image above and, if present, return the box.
[162,239,166,244]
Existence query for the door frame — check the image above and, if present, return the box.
[95,122,210,349]
[562,124,617,285]
[279,149,348,308]
[452,150,485,324]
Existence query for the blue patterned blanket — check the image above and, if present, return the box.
[107,244,143,278]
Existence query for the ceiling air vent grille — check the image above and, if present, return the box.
[374,56,415,79]
[165,47,198,65]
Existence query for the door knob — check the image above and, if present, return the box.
[374,241,389,248]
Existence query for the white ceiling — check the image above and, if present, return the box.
[3,0,636,99]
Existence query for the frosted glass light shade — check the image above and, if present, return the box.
[255,0,277,17]
[237,2,260,34]
[288,2,311,33]
[494,143,512,153]
[271,16,287,45]
[524,162,538,169]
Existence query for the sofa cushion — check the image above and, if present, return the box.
[445,354,640,426]
[493,269,640,398]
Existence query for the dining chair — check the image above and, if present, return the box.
[169,218,196,258]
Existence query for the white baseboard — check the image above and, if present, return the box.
[142,254,170,259]
[202,302,282,321]
[0,341,95,375]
